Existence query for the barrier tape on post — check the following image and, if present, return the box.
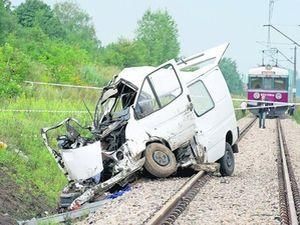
[232,98,299,105]
[234,104,296,111]
[0,109,88,114]
[24,81,103,90]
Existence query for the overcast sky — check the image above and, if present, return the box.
[10,0,300,76]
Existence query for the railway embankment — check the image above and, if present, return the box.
[78,116,281,225]
[174,118,280,225]
[280,118,300,190]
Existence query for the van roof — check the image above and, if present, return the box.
[117,66,155,88]
[116,64,218,89]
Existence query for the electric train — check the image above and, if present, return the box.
[247,65,289,117]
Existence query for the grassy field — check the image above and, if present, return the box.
[0,85,100,218]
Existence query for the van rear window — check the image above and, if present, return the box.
[188,80,214,116]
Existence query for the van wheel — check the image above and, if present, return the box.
[219,143,235,176]
[144,143,177,178]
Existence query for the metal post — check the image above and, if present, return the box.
[263,25,299,102]
[294,46,297,102]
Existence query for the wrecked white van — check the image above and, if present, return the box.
[41,43,239,210]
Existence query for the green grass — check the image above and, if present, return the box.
[0,85,100,208]
[231,94,248,120]
[293,99,300,123]
[294,109,300,123]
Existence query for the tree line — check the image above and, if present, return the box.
[0,0,244,97]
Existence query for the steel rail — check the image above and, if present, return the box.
[277,119,300,225]
[18,200,108,225]
[143,117,256,225]
[238,117,257,141]
[143,171,210,225]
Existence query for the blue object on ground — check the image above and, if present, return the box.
[106,184,131,199]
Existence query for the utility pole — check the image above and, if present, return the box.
[267,0,274,49]
[294,46,297,101]
[263,24,299,102]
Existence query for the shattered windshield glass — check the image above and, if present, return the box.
[94,88,117,128]
[94,81,137,130]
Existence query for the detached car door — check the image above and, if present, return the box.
[134,62,195,150]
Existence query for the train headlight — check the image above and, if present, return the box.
[253,92,260,99]
[275,93,282,100]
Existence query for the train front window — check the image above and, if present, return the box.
[263,78,273,90]
[249,77,263,89]
[274,78,287,90]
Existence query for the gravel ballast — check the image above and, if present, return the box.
[280,118,300,189]
[77,177,188,225]
[175,118,280,225]
[78,116,284,225]
[237,115,255,129]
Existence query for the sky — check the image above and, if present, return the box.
[10,0,300,77]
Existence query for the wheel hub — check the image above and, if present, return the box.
[226,153,232,167]
[152,151,170,166]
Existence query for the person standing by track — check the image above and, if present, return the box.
[258,96,267,129]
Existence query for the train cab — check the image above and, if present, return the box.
[247,65,289,117]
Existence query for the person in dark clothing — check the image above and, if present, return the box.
[258,97,267,129]
[288,104,295,116]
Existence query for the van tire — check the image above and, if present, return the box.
[219,143,235,176]
[144,143,177,178]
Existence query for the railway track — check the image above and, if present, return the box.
[142,117,300,225]
[276,118,300,225]
[142,117,257,225]
[238,116,257,140]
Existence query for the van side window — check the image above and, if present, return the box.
[188,80,214,116]
[136,80,159,118]
[148,64,182,107]
[136,64,182,119]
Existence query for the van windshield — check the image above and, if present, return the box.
[94,82,136,129]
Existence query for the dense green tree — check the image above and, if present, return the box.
[0,0,17,44]
[0,43,30,97]
[53,1,100,54]
[101,38,147,67]
[7,27,90,83]
[136,9,180,66]
[220,57,244,94]
[14,0,64,38]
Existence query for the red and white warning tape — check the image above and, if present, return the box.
[0,109,88,114]
[24,81,102,90]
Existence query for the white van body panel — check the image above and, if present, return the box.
[61,141,103,181]
[190,68,238,162]
[132,61,196,151]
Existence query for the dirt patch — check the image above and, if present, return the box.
[0,213,17,225]
[0,164,55,223]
